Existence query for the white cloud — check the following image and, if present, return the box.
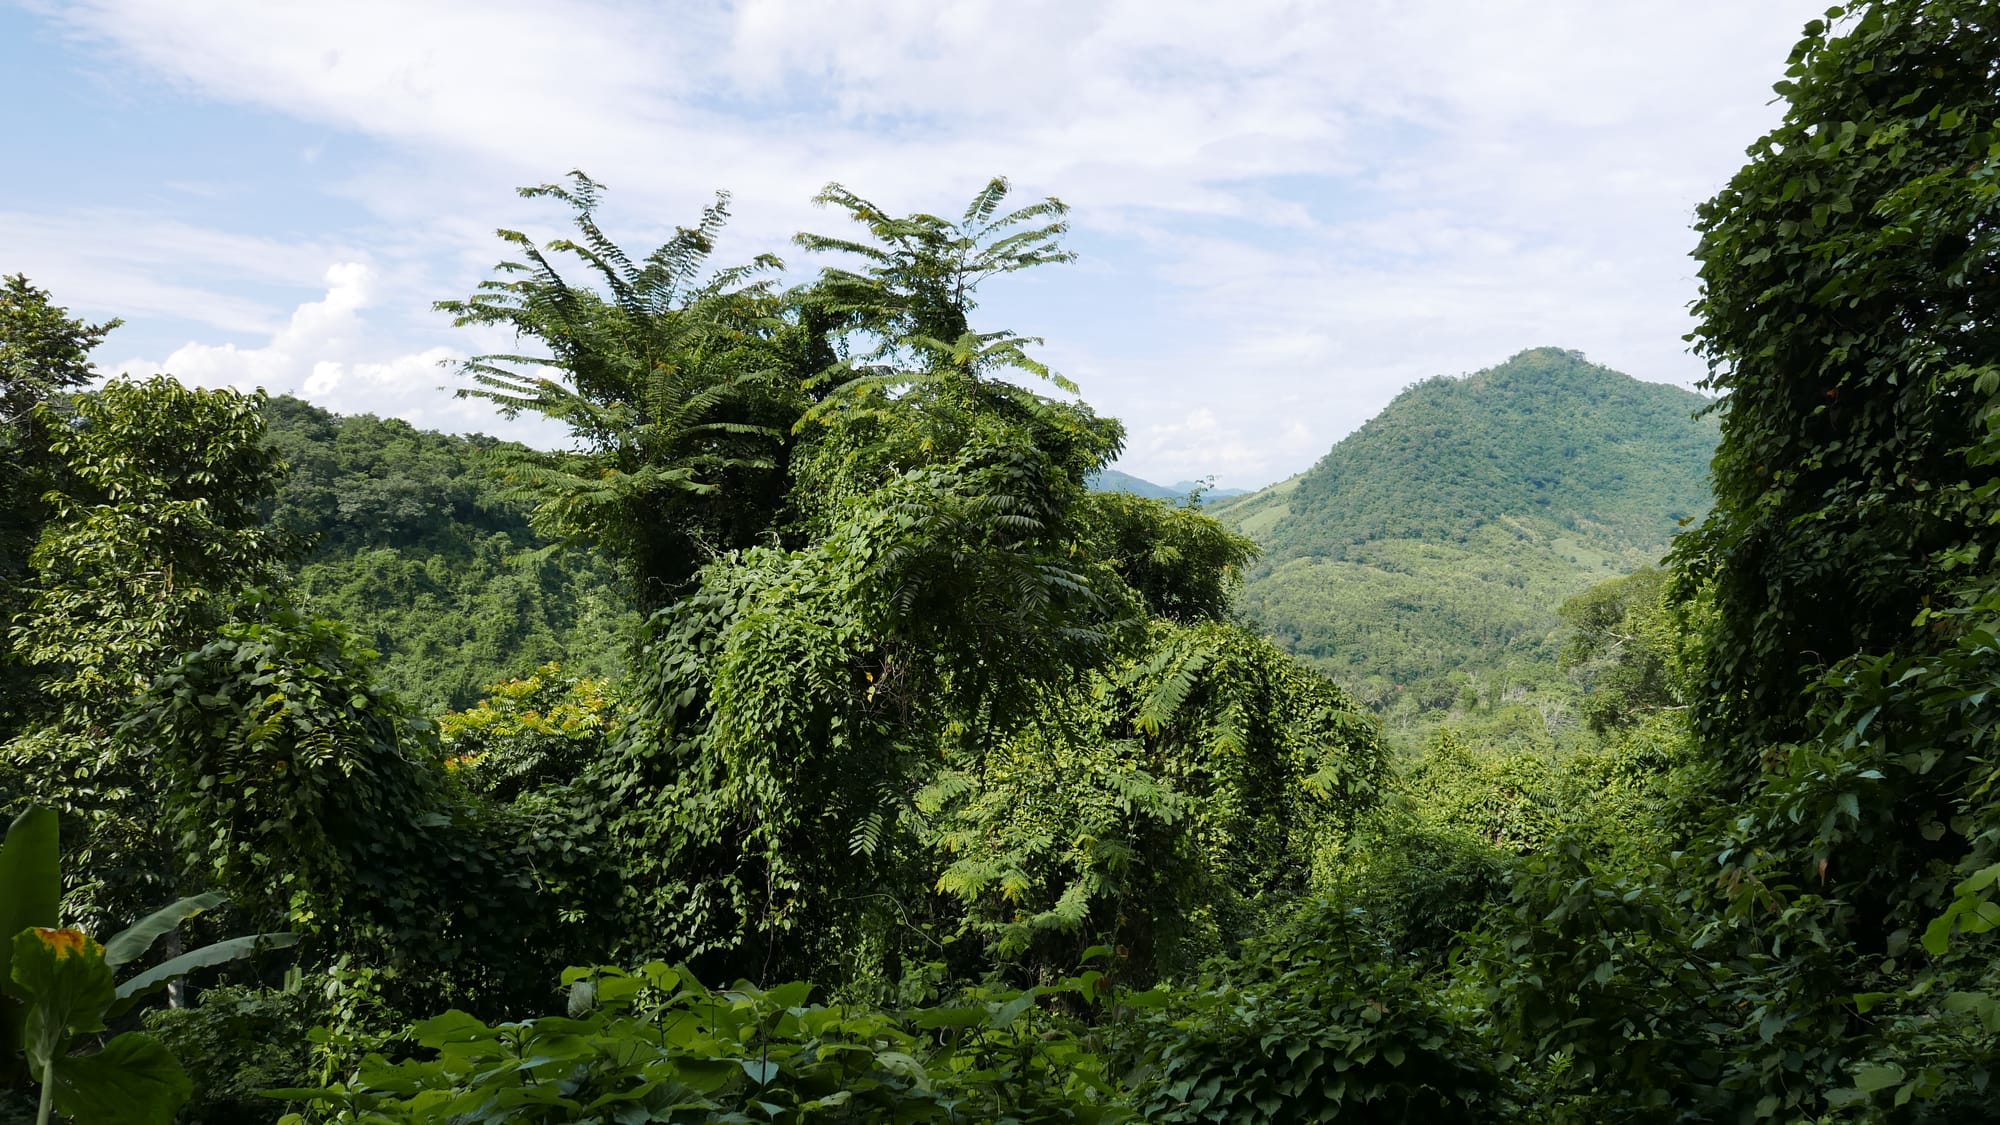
[20,0,1825,485]
[109,262,550,438]
[0,209,360,335]
[115,261,376,390]
[1139,406,1321,480]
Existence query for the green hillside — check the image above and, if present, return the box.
[1214,347,1716,712]
[262,396,634,712]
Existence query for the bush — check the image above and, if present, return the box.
[145,985,316,1125]
[274,962,1131,1123]
[1120,920,1511,1123]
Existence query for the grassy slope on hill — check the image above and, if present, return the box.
[262,396,634,713]
[1212,348,1716,713]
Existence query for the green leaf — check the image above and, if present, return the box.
[103,892,229,970]
[1957,862,2000,895]
[113,932,300,1003]
[412,1010,492,1048]
[1851,1061,1905,1093]
[1924,910,1955,956]
[13,928,116,1072]
[1852,991,1893,1014]
[988,991,1037,1029]
[762,980,812,1009]
[910,1006,986,1029]
[50,1032,192,1125]
[0,807,60,994]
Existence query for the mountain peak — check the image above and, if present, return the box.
[1250,350,1714,561]
[1211,352,1718,707]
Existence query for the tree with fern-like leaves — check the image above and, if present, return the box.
[437,174,810,612]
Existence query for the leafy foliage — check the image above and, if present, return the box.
[437,662,622,802]
[925,621,1384,980]
[0,276,119,743]
[438,173,807,611]
[1556,567,1693,734]
[1121,915,1509,1123]
[598,434,1131,977]
[3,378,286,932]
[275,962,1131,1124]
[1083,491,1257,624]
[0,806,298,1125]
[264,395,635,712]
[1677,0,2000,777]
[139,600,605,1016]
[1467,3,2000,1118]
[142,984,317,1125]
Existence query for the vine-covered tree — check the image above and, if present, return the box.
[1678,0,2000,778]
[582,178,1385,988]
[1486,3,2000,1117]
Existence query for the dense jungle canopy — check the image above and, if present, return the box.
[2,2,1998,1121]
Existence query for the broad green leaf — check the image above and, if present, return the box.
[988,991,1037,1029]
[412,1010,491,1048]
[1851,1061,1905,1093]
[13,928,115,1071]
[113,932,300,1003]
[910,1006,986,1029]
[1852,991,1893,1013]
[1957,862,2000,895]
[0,807,60,999]
[103,891,229,970]
[762,980,812,1009]
[50,1032,192,1125]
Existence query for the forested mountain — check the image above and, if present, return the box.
[1214,347,1716,711]
[261,397,634,712]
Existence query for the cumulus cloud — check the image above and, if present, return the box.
[109,262,546,438]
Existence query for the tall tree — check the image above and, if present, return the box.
[1677,0,2000,780]
[0,276,120,739]
[793,176,1074,383]
[438,173,807,612]
[3,377,285,931]
[591,179,1384,992]
[788,177,1118,528]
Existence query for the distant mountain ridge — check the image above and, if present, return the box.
[1212,347,1716,712]
[1090,468,1248,501]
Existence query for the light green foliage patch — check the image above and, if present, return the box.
[277,962,1133,1124]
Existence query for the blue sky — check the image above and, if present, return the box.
[3,0,1820,487]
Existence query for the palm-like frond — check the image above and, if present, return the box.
[437,172,802,607]
[793,177,1075,385]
